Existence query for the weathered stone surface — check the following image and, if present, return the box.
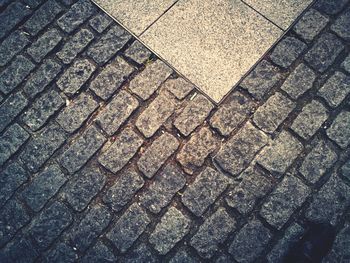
[141,163,186,214]
[106,203,150,252]
[57,59,95,96]
[210,91,255,136]
[182,167,228,216]
[229,220,272,263]
[0,92,28,132]
[0,31,29,67]
[120,244,158,263]
[342,54,350,73]
[169,250,197,263]
[81,241,117,263]
[89,57,134,100]
[280,63,316,99]
[300,140,337,184]
[163,77,194,100]
[103,167,144,211]
[89,12,112,33]
[96,90,138,135]
[241,60,282,99]
[257,131,303,174]
[0,236,38,263]
[315,0,348,15]
[57,29,94,64]
[323,223,350,263]
[87,25,131,64]
[21,164,67,212]
[291,100,328,140]
[260,175,310,229]
[56,92,98,133]
[331,7,350,40]
[125,40,152,64]
[149,207,190,255]
[327,111,350,149]
[44,243,77,263]
[138,132,179,178]
[98,127,143,173]
[318,72,350,108]
[60,125,106,173]
[215,122,268,176]
[0,124,30,166]
[174,94,214,136]
[191,208,236,258]
[253,92,295,133]
[342,160,350,181]
[136,90,176,138]
[305,33,344,73]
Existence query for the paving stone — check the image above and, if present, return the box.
[163,77,194,100]
[136,90,176,138]
[62,167,106,211]
[291,100,329,140]
[57,0,96,33]
[182,167,228,216]
[215,122,268,176]
[300,140,337,184]
[21,90,65,131]
[106,203,150,252]
[315,0,348,15]
[90,56,134,100]
[0,2,31,39]
[177,127,219,171]
[257,131,303,174]
[331,7,350,40]
[57,29,94,64]
[318,71,350,108]
[28,201,72,250]
[169,250,197,263]
[121,244,158,263]
[57,59,95,96]
[0,55,35,94]
[89,12,112,33]
[210,91,255,136]
[342,54,350,73]
[229,219,272,263]
[103,167,144,211]
[98,127,143,173]
[0,124,30,166]
[323,223,350,263]
[174,94,214,136]
[129,59,173,100]
[0,199,30,247]
[96,90,138,135]
[280,63,316,99]
[0,0,12,8]
[149,207,190,255]
[0,31,29,67]
[87,25,131,64]
[267,223,305,263]
[60,0,77,6]
[23,0,44,8]
[305,33,344,73]
[190,208,236,258]
[240,60,282,100]
[261,175,310,229]
[44,243,77,263]
[0,162,28,208]
[141,163,186,214]
[342,160,350,181]
[125,40,152,64]
[68,205,111,251]
[225,166,273,214]
[138,132,179,178]
[20,123,66,172]
[306,172,350,225]
[293,9,329,42]
[0,236,38,263]
[253,92,295,133]
[20,164,66,212]
[60,125,106,173]
[23,59,62,98]
[81,241,117,263]
[27,28,62,63]
[23,0,62,36]
[270,37,307,68]
[327,111,350,149]
[56,92,98,133]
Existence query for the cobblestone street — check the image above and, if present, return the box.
[0,0,350,262]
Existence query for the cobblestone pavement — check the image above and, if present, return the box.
[0,0,350,262]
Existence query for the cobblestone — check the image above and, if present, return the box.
[149,207,190,255]
[89,12,112,33]
[138,132,179,178]
[182,167,228,216]
[121,244,157,263]
[125,40,152,65]
[215,122,268,176]
[163,77,194,100]
[98,127,143,173]
[331,7,350,40]
[169,250,197,263]
[342,54,350,73]
[44,243,77,263]
[81,241,117,263]
[324,223,350,262]
[342,160,350,181]
[326,111,350,149]
[315,0,348,15]
[141,163,186,214]
[0,92,28,132]
[0,235,38,263]
[0,31,29,67]
[291,100,328,140]
[190,208,236,258]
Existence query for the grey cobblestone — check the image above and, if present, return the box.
[125,40,152,65]
[81,241,117,263]
[331,7,350,40]
[138,132,179,178]
[121,244,158,263]
[0,31,29,67]
[342,160,350,181]
[169,250,196,263]
[342,54,350,73]
[89,12,112,33]
[0,92,28,132]
[44,243,77,263]
[323,223,350,263]
[23,0,45,8]
[163,77,194,100]
[327,111,350,149]
[182,167,228,216]
[315,0,348,15]
[0,236,38,263]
